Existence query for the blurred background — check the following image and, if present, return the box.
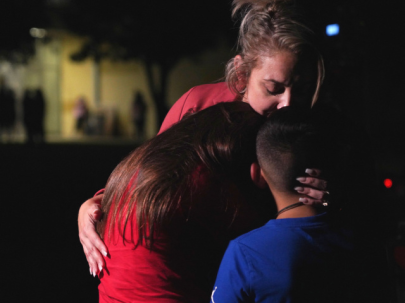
[1,0,404,302]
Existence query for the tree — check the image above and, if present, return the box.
[58,0,236,127]
[0,0,50,63]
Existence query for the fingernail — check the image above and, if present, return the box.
[93,271,96,277]
[294,187,304,192]
[296,177,306,182]
[90,267,92,276]
[98,264,103,272]
[102,250,108,257]
[305,169,314,175]
[299,197,309,204]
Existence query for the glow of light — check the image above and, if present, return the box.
[384,179,393,189]
[394,246,405,270]
[30,28,47,39]
[326,24,340,36]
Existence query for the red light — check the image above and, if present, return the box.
[394,246,405,270]
[384,179,393,188]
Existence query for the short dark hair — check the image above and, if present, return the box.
[256,106,346,193]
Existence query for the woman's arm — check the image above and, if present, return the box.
[78,194,108,277]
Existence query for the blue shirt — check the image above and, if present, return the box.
[210,213,362,303]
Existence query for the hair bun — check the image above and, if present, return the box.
[226,0,323,105]
[232,0,295,19]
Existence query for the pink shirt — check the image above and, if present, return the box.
[159,82,239,133]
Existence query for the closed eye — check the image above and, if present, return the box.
[267,88,285,96]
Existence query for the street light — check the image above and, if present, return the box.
[30,28,47,39]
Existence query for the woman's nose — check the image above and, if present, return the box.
[276,90,292,109]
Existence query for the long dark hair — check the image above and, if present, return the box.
[98,102,267,249]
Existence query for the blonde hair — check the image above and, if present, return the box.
[225,0,324,106]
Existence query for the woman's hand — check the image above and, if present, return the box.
[78,194,108,277]
[295,168,329,205]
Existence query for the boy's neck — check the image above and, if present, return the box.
[272,190,318,219]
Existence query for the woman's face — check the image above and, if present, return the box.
[237,52,317,116]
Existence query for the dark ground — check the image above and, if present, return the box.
[1,143,404,302]
[1,143,136,303]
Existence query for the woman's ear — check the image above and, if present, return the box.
[250,162,268,189]
[234,55,246,84]
[234,55,242,69]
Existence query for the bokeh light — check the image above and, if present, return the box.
[384,178,393,189]
[326,24,339,36]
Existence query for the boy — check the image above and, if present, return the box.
[210,107,381,303]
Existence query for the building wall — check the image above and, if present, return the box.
[1,32,233,141]
[60,34,94,137]
[167,43,232,107]
[1,32,233,142]
[60,32,233,139]
[99,60,158,138]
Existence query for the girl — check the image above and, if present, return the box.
[98,102,271,302]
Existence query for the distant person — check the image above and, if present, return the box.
[131,92,147,141]
[73,96,89,134]
[211,107,388,303]
[23,89,45,144]
[34,89,46,142]
[0,81,16,142]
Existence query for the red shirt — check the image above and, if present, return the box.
[99,167,265,302]
[98,207,211,303]
[159,82,239,133]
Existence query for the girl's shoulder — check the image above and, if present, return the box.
[159,82,237,133]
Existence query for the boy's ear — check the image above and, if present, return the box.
[250,162,268,189]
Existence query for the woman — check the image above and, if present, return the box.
[98,102,272,302]
[79,0,329,278]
